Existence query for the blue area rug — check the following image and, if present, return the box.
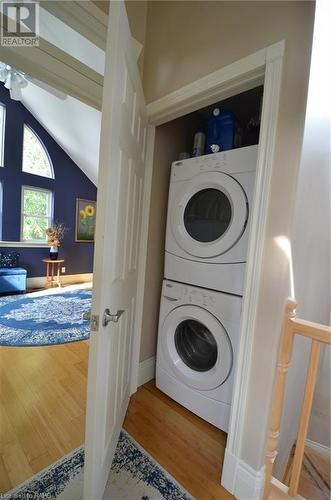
[7,431,193,499]
[0,290,92,347]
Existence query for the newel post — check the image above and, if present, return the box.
[263,298,297,499]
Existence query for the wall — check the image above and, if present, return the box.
[125,0,148,77]
[0,86,97,278]
[140,113,201,361]
[291,0,331,451]
[141,0,315,475]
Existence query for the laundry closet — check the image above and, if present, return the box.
[141,86,263,432]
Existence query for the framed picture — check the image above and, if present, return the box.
[75,199,96,242]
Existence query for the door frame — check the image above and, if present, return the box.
[131,40,285,496]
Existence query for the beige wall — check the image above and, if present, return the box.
[140,0,315,473]
[140,113,201,361]
[125,1,148,76]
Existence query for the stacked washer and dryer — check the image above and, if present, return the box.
[156,145,258,432]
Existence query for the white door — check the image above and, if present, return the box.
[83,3,147,499]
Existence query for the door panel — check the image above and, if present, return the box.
[83,2,147,499]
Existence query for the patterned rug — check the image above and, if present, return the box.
[7,430,193,500]
[0,289,92,346]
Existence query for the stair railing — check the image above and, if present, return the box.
[263,298,331,499]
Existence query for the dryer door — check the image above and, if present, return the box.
[161,305,233,390]
[171,172,248,258]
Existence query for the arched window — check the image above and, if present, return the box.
[22,125,54,178]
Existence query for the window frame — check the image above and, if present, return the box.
[0,103,6,167]
[20,185,54,243]
[0,181,2,240]
[22,124,55,179]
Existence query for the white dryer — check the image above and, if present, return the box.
[156,279,242,431]
[164,145,258,295]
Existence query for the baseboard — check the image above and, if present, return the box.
[222,448,265,500]
[27,273,93,289]
[305,439,331,457]
[138,356,156,387]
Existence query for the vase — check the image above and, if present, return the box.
[49,246,58,260]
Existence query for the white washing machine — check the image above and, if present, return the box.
[164,145,258,295]
[156,279,242,431]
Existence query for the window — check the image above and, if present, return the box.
[22,125,54,178]
[21,186,53,242]
[0,104,5,167]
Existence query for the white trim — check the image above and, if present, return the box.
[138,356,156,387]
[147,48,267,126]
[130,125,156,395]
[139,40,285,497]
[305,439,331,457]
[270,477,305,500]
[27,272,93,289]
[147,41,284,126]
[226,42,284,462]
[0,241,49,248]
[20,185,54,243]
[0,104,5,168]
[222,448,265,500]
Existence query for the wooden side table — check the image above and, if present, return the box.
[42,259,65,288]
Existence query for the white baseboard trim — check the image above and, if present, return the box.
[222,448,265,500]
[305,439,331,457]
[27,273,93,289]
[138,356,156,387]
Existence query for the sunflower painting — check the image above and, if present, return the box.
[75,199,96,242]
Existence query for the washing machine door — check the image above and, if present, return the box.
[171,172,248,258]
[161,305,233,390]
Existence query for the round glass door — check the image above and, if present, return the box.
[171,172,248,259]
[175,319,218,372]
[184,188,232,243]
[161,305,233,390]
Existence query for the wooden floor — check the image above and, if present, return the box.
[124,380,233,500]
[283,444,331,500]
[0,341,89,493]
[1,333,328,499]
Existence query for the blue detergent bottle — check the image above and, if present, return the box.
[207,108,238,153]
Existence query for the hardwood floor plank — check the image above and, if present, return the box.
[124,382,233,500]
[0,342,88,492]
[1,441,33,490]
[0,455,12,493]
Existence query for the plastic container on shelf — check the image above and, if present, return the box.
[207,108,238,153]
[192,130,206,157]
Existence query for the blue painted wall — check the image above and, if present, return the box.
[0,86,97,278]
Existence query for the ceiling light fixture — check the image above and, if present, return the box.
[0,62,28,101]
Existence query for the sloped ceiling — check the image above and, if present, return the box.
[21,82,101,186]
[19,6,104,186]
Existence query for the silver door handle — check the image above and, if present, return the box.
[103,309,124,326]
[83,310,91,321]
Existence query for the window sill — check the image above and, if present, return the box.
[0,241,49,248]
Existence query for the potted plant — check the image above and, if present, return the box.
[46,223,67,260]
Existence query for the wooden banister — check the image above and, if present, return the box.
[288,340,321,496]
[263,299,296,500]
[290,317,331,345]
[263,299,331,499]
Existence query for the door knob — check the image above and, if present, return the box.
[103,309,124,326]
[83,310,91,321]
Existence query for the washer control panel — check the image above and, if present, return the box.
[172,152,228,180]
[163,281,215,311]
[170,145,258,181]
